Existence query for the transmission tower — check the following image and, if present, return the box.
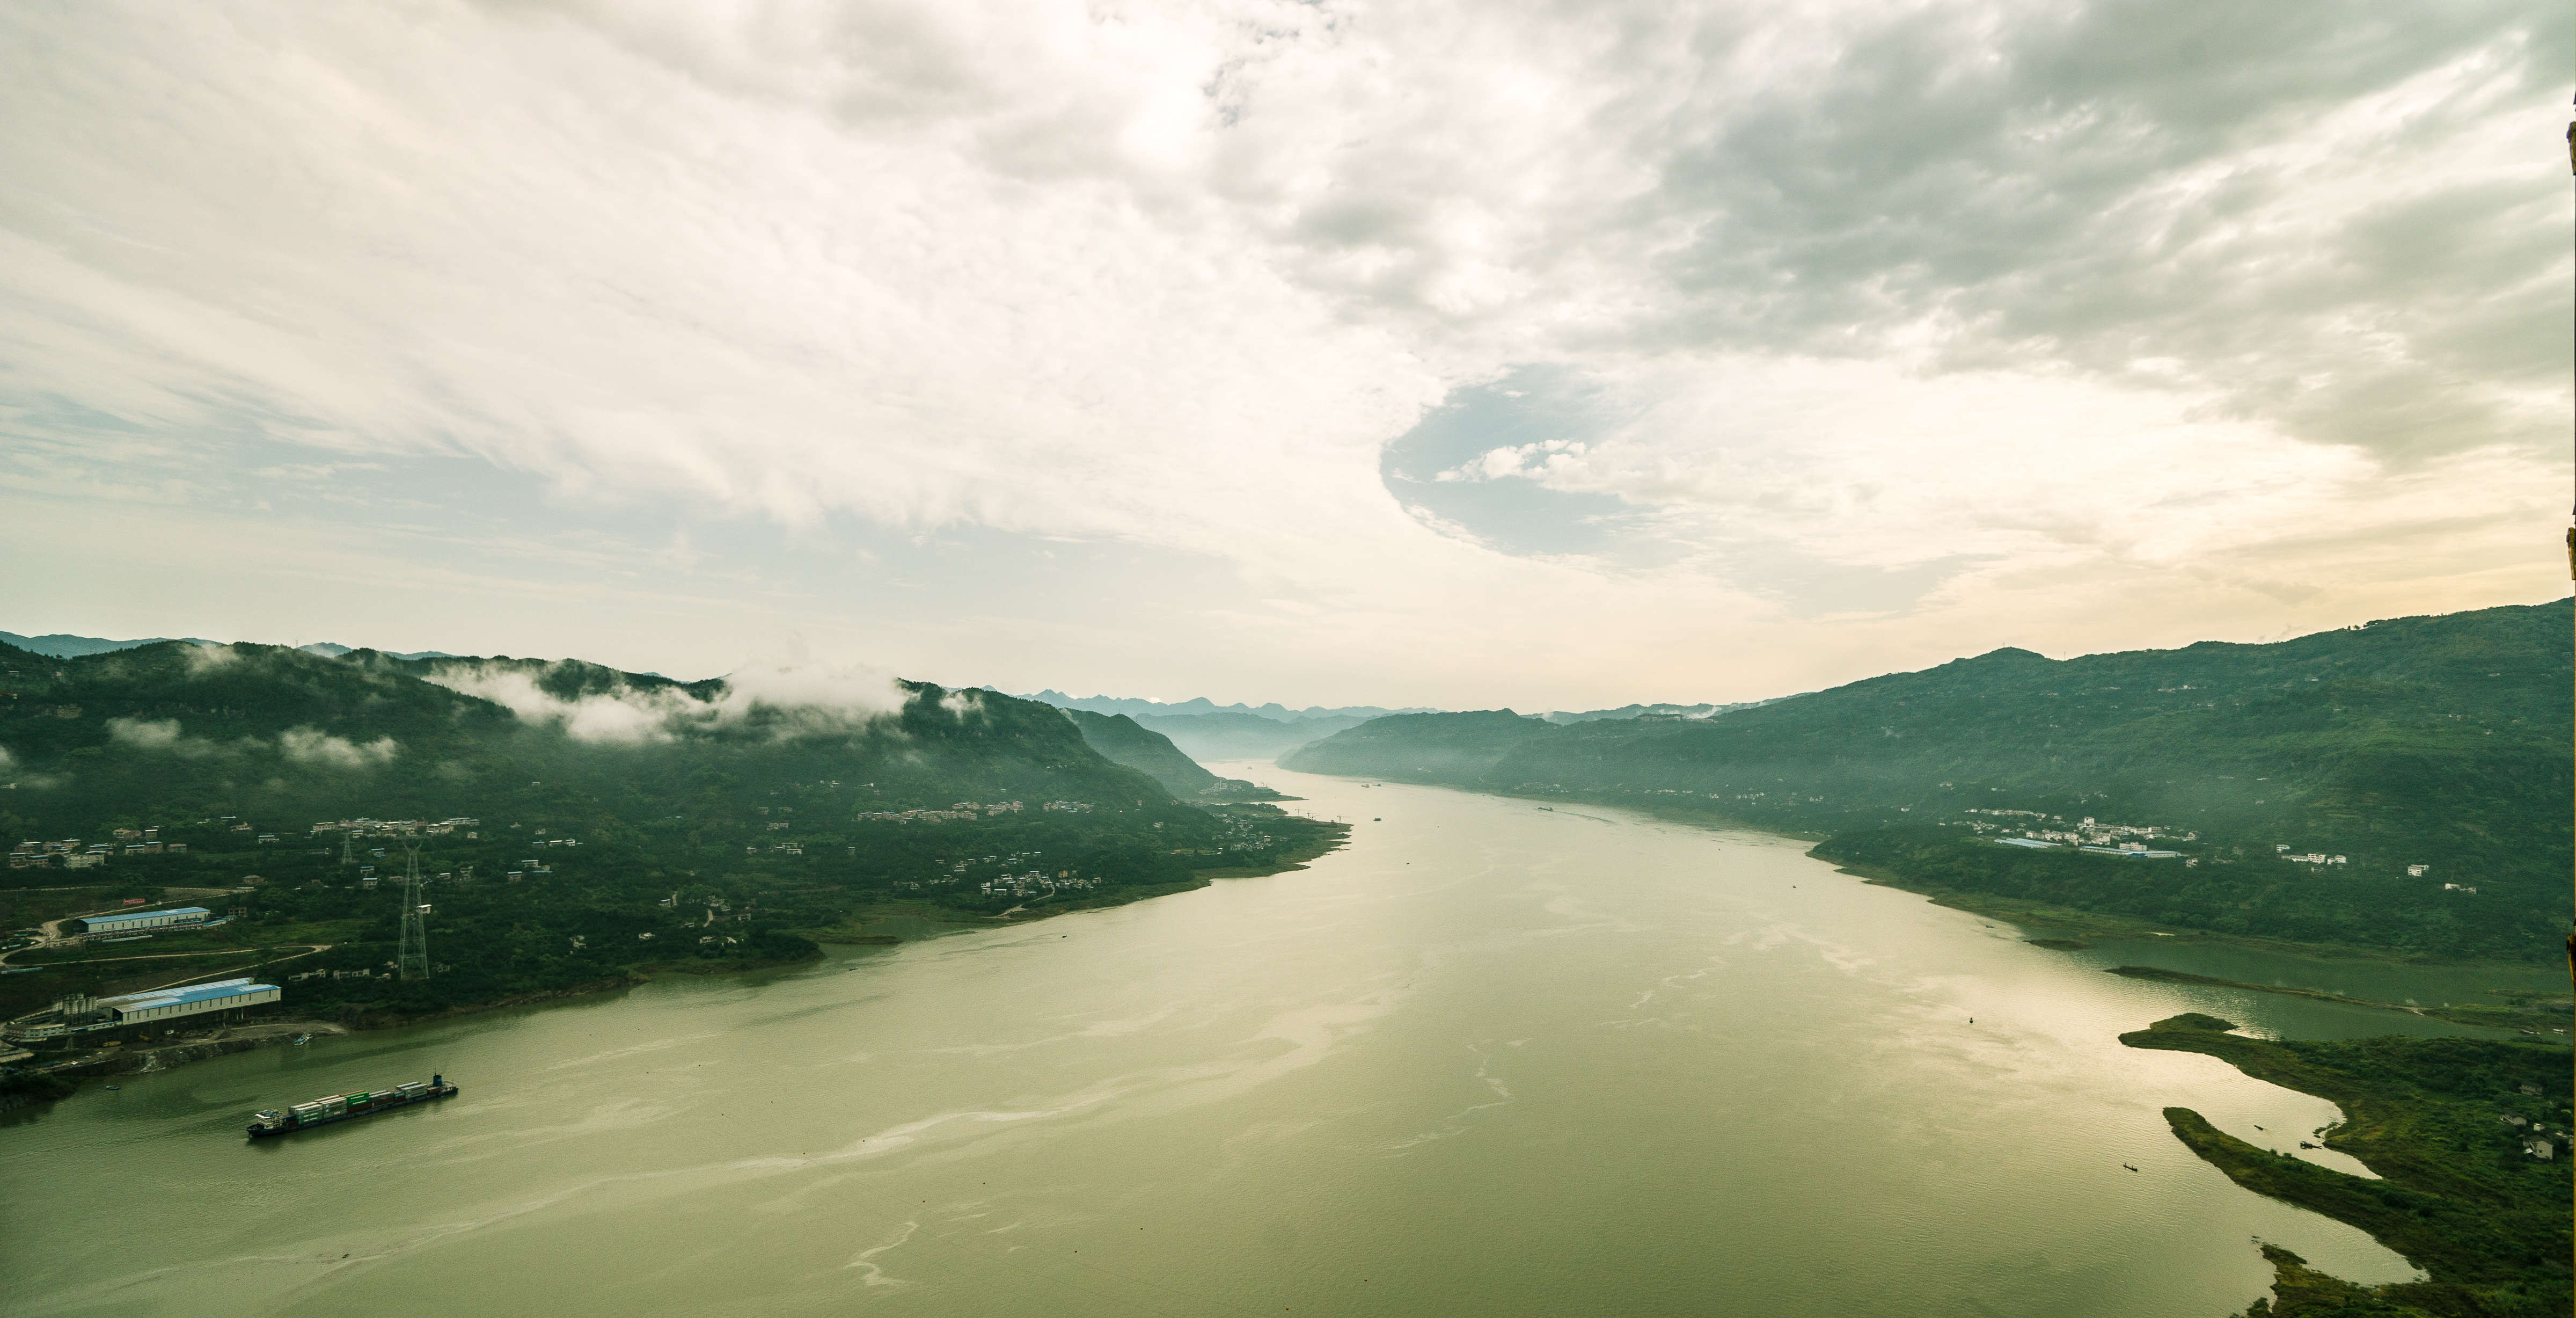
[397,842,431,980]
[340,831,356,865]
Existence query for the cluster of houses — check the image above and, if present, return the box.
[1965,810,2197,849]
[1970,814,2463,888]
[980,871,1098,898]
[310,816,478,838]
[9,827,191,869]
[856,800,1029,824]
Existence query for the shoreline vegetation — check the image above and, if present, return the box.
[2119,1013,2571,1318]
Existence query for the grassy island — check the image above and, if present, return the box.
[2120,1013,2570,1317]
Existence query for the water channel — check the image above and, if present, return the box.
[5,767,2549,1316]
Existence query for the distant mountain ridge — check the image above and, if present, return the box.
[1022,691,1787,763]
[1019,690,1437,723]
[2,630,452,661]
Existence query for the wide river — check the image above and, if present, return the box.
[5,767,2550,1317]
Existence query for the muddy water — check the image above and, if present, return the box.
[2,768,2470,1316]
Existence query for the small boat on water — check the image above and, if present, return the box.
[247,1074,456,1138]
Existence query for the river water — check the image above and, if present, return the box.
[2,768,2531,1316]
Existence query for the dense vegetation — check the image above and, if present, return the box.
[0,640,1343,1028]
[1284,602,2572,961]
[2120,1013,2571,1317]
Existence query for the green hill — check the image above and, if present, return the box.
[1284,602,2573,961]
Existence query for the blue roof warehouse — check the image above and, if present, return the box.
[64,906,209,936]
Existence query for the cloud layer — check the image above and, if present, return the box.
[424,659,909,743]
[0,1,2563,705]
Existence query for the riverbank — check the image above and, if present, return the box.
[0,821,1356,1113]
[815,822,1353,940]
[1493,781,2556,986]
[2,1020,356,1118]
[2120,1013,2571,1316]
[1319,776,2557,974]
[2104,966,2568,1035]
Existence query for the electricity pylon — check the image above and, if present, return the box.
[397,842,431,980]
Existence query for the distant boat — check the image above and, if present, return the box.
[2123,1164,2138,1172]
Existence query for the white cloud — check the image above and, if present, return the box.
[425,658,906,742]
[711,661,911,735]
[184,644,240,674]
[0,1,2562,707]
[429,666,687,745]
[106,716,184,750]
[279,727,400,769]
[106,715,226,759]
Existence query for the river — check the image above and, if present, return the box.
[1,767,2529,1316]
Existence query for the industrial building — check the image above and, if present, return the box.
[3,977,282,1041]
[90,978,280,1024]
[64,906,209,936]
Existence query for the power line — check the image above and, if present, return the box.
[397,842,430,980]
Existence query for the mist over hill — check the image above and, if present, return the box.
[1286,602,2573,962]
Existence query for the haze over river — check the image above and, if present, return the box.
[8,767,2546,1316]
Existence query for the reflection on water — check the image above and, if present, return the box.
[3,768,2485,1317]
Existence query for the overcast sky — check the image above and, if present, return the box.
[1,1,2566,709]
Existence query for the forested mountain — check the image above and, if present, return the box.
[1286,602,2573,961]
[0,641,1341,1023]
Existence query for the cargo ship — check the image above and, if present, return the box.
[246,1074,456,1138]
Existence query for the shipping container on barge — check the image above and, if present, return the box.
[246,1074,456,1138]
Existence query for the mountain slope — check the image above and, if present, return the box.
[1060,709,1289,800]
[2,631,214,658]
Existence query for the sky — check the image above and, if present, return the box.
[1,1,2566,711]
